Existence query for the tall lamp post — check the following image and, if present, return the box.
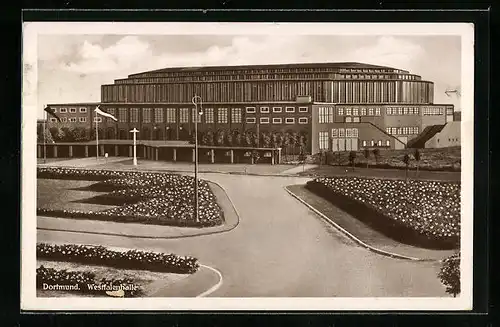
[192,95,203,223]
[130,128,139,166]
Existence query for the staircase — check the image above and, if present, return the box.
[407,125,445,148]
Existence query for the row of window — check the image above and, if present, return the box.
[386,107,420,115]
[246,117,308,124]
[386,126,420,135]
[53,107,88,113]
[246,106,308,113]
[337,107,382,116]
[331,128,359,138]
[49,117,88,123]
[362,140,391,147]
[422,107,447,115]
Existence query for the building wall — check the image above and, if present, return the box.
[425,121,461,148]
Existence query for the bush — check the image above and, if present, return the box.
[37,265,143,297]
[306,177,460,249]
[438,252,460,296]
[37,243,199,274]
[37,167,224,227]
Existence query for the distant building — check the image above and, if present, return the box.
[425,121,461,148]
[453,111,462,121]
[46,62,456,153]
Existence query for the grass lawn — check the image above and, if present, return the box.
[37,259,188,298]
[37,179,117,212]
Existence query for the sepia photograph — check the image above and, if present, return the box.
[21,22,474,311]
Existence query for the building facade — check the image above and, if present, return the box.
[46,62,457,154]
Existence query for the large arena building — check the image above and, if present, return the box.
[45,62,458,154]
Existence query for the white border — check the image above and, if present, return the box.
[22,22,474,311]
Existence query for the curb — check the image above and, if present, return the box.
[284,186,438,262]
[197,264,223,297]
[37,180,241,240]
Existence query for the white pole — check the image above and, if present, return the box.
[131,128,138,166]
[192,95,203,223]
[95,112,99,160]
[43,108,47,163]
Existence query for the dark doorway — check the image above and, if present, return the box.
[107,128,115,140]
[166,127,173,140]
[119,129,127,140]
[142,128,151,140]
[153,128,163,140]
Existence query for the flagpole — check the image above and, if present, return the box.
[95,111,99,160]
[43,108,47,164]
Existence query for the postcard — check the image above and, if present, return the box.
[21,21,474,311]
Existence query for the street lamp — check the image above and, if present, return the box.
[192,95,203,223]
[129,128,139,166]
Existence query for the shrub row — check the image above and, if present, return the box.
[37,243,199,274]
[37,167,224,227]
[306,177,460,249]
[438,252,461,297]
[37,265,143,297]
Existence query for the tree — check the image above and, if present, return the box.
[205,130,214,146]
[261,131,272,148]
[271,132,279,148]
[225,131,234,146]
[252,131,259,148]
[363,148,371,168]
[414,148,421,177]
[438,252,460,297]
[372,148,380,165]
[37,124,54,143]
[215,129,225,146]
[348,151,357,170]
[243,130,252,147]
[403,153,411,181]
[232,129,242,147]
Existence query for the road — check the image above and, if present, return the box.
[38,173,448,297]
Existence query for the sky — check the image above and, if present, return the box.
[36,34,462,117]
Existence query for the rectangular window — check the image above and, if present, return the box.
[403,107,408,115]
[218,108,228,123]
[370,140,375,146]
[273,106,282,113]
[285,106,295,113]
[339,128,345,137]
[130,108,139,123]
[378,140,382,146]
[260,106,270,113]
[285,117,295,124]
[415,127,419,134]
[386,127,391,134]
[191,108,201,123]
[345,107,352,116]
[246,117,256,124]
[166,108,176,123]
[246,107,256,113]
[361,108,367,116]
[332,128,338,138]
[93,117,102,123]
[352,108,359,116]
[298,117,308,124]
[386,107,392,115]
[391,127,397,135]
[204,108,214,123]
[49,118,57,122]
[415,107,419,115]
[362,140,367,146]
[397,127,403,135]
[403,127,408,135]
[180,108,189,123]
[260,117,270,124]
[119,108,128,123]
[368,108,374,116]
[231,108,242,123]
[152,108,162,123]
[69,117,77,122]
[79,107,87,113]
[353,117,360,123]
[375,108,381,116]
[338,108,344,116]
[272,117,282,124]
[61,117,67,123]
[143,108,151,123]
[398,107,403,115]
[386,140,390,146]
[69,107,77,113]
[79,117,86,123]
[299,106,308,113]
[319,132,329,150]
[60,108,67,113]
[346,128,353,137]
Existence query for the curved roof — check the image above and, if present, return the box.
[129,62,406,77]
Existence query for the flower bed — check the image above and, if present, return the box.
[37,265,143,297]
[306,177,460,249]
[37,243,199,274]
[37,167,224,227]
